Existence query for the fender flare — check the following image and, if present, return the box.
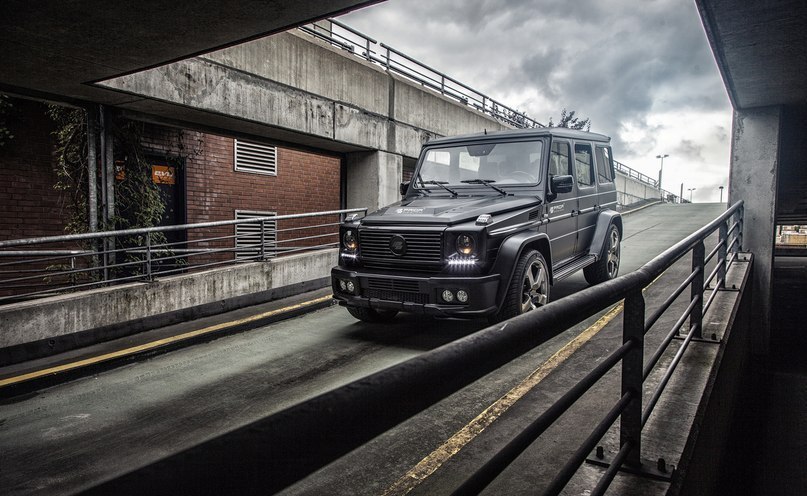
[490,232,553,309]
[588,211,623,259]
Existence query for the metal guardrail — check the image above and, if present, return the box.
[299,19,544,129]
[0,208,366,304]
[85,202,745,495]
[614,160,658,188]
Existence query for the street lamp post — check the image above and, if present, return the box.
[656,154,669,200]
[719,186,724,203]
[688,187,696,202]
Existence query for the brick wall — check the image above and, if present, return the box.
[139,124,342,263]
[0,99,69,241]
[0,103,343,294]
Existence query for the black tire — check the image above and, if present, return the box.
[346,306,398,323]
[584,224,621,285]
[490,249,550,323]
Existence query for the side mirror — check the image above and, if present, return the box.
[551,175,574,195]
[400,181,410,196]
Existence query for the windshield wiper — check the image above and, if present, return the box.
[461,179,507,195]
[420,180,459,197]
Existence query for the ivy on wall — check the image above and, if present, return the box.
[47,105,167,235]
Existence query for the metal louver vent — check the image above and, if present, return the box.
[235,139,277,175]
[235,210,277,260]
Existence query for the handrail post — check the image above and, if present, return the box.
[737,206,744,252]
[260,220,266,261]
[691,241,705,338]
[145,232,152,281]
[440,75,445,95]
[718,221,728,288]
[621,288,645,467]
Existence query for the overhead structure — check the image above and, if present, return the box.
[697,0,807,351]
[0,0,381,104]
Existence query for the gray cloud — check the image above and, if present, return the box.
[342,0,731,197]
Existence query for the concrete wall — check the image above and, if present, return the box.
[97,31,509,160]
[0,249,337,357]
[346,150,402,210]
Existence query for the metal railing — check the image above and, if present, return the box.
[0,208,366,304]
[86,202,745,495]
[614,160,658,188]
[298,19,544,129]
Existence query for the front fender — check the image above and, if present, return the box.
[490,231,552,309]
[588,211,622,259]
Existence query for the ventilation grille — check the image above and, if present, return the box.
[235,139,277,175]
[235,210,277,260]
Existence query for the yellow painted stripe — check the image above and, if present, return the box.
[0,295,333,389]
[383,271,667,496]
[382,302,625,496]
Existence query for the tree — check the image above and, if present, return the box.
[547,108,591,131]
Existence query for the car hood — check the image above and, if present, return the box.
[360,195,541,226]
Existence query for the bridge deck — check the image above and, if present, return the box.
[1,203,752,495]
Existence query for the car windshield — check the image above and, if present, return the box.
[415,140,544,189]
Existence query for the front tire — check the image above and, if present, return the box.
[491,249,550,323]
[584,224,621,285]
[346,306,398,323]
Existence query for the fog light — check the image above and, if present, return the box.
[339,280,347,291]
[346,281,356,293]
[456,290,469,303]
[442,290,455,303]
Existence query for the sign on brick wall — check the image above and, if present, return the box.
[151,164,175,185]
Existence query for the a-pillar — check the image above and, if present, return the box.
[728,106,781,355]
[345,151,402,211]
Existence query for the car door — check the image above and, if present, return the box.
[595,145,617,211]
[545,139,578,263]
[573,141,598,254]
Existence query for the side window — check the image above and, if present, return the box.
[550,141,571,176]
[574,143,595,187]
[595,146,614,183]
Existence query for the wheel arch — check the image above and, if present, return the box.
[588,211,622,260]
[491,232,553,309]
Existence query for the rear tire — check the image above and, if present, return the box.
[346,306,398,323]
[490,249,550,323]
[584,224,620,285]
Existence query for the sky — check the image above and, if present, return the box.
[341,0,733,203]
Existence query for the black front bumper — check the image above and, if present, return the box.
[331,266,500,318]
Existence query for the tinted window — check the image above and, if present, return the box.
[550,141,571,176]
[574,143,594,186]
[596,146,614,183]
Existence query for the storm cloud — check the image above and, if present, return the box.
[343,0,732,202]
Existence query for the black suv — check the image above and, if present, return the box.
[332,128,622,323]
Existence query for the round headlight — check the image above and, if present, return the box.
[442,290,455,302]
[456,290,469,303]
[343,230,358,250]
[456,234,475,255]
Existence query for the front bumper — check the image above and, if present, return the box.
[331,266,500,318]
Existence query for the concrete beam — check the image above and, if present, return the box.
[97,31,507,159]
[728,106,781,354]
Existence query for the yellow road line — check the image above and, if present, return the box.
[382,302,625,496]
[0,295,333,389]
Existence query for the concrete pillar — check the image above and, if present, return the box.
[728,106,781,354]
[345,151,403,211]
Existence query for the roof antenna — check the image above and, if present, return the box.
[484,128,487,135]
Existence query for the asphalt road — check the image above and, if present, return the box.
[0,202,727,495]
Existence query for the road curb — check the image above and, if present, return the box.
[0,295,334,399]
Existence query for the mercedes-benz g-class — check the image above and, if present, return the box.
[332,128,622,323]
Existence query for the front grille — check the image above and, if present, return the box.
[359,229,443,273]
[363,288,429,304]
[366,277,421,293]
